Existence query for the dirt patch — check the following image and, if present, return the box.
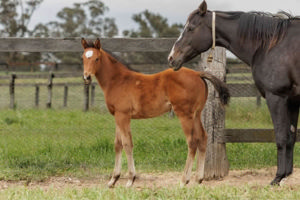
[1,167,300,189]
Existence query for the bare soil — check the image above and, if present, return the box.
[0,167,299,190]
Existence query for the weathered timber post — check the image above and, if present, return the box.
[46,72,54,108]
[35,85,39,107]
[63,85,68,107]
[91,84,95,107]
[9,73,16,109]
[198,47,229,180]
[84,82,90,112]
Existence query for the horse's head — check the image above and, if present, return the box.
[81,38,102,84]
[168,0,213,71]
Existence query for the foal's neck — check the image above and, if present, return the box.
[96,50,130,91]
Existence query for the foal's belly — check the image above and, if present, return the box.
[131,100,172,119]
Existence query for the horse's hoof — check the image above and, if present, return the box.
[270,176,284,186]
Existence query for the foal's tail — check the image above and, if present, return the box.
[199,72,230,106]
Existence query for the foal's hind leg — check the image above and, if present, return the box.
[176,111,199,185]
[195,113,207,184]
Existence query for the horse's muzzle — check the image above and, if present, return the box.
[168,56,183,71]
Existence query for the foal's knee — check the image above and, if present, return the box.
[114,140,123,152]
[188,139,200,154]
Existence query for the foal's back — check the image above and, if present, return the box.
[107,67,207,119]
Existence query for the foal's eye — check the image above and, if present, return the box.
[95,58,99,62]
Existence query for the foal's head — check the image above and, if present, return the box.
[81,38,102,84]
[168,0,213,71]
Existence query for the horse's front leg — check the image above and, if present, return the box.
[286,102,299,177]
[107,126,123,188]
[266,93,290,185]
[115,112,136,187]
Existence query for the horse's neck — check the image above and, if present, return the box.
[96,50,130,91]
[215,13,257,66]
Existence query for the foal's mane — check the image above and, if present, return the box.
[225,11,299,49]
[84,40,138,72]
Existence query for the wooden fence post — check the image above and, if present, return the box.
[46,72,54,108]
[63,85,68,107]
[9,73,16,109]
[84,82,90,112]
[91,84,95,107]
[35,85,39,107]
[198,47,229,180]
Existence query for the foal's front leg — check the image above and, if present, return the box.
[107,126,123,188]
[113,112,136,187]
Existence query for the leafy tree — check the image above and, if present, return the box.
[123,10,182,38]
[34,0,118,38]
[0,0,43,37]
[123,10,183,66]
[32,0,118,64]
[0,0,43,66]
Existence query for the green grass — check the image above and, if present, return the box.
[0,101,299,181]
[0,109,187,180]
[1,185,300,200]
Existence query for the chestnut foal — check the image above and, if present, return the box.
[81,38,229,187]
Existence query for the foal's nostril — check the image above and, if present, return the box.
[168,56,173,62]
[83,74,91,81]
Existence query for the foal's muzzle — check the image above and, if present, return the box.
[83,74,92,84]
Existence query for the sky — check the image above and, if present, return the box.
[30,0,300,36]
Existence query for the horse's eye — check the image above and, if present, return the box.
[95,58,99,62]
[187,26,194,32]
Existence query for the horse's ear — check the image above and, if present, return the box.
[199,0,207,16]
[81,38,88,49]
[94,38,101,49]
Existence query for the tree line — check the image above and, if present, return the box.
[0,0,183,67]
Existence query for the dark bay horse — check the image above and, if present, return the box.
[81,38,229,187]
[168,0,300,185]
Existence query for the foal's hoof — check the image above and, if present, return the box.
[126,176,136,188]
[107,175,120,188]
[180,180,190,187]
[197,178,204,184]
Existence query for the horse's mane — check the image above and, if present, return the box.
[231,11,299,49]
[84,40,138,72]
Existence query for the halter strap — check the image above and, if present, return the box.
[207,12,216,62]
[212,12,216,50]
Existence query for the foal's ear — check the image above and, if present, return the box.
[199,0,207,16]
[81,38,88,49]
[94,38,101,49]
